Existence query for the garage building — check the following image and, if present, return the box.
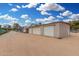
[28,21,70,38]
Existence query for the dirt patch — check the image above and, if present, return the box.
[0,31,79,56]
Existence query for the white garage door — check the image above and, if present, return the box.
[33,28,41,35]
[44,26,54,37]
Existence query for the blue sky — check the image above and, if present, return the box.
[0,3,79,26]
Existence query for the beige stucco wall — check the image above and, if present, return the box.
[54,23,60,38]
[54,23,70,38]
[29,28,32,34]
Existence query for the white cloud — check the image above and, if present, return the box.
[25,20,31,23]
[56,10,73,22]
[0,14,18,21]
[21,14,32,26]
[22,5,25,8]
[36,18,44,22]
[0,23,10,26]
[11,20,18,23]
[9,20,18,25]
[10,8,18,12]
[37,3,65,11]
[63,14,79,22]
[0,14,19,26]
[40,11,51,15]
[60,10,72,16]
[47,16,55,20]
[22,3,38,8]
[25,20,32,26]
[57,15,63,18]
[20,14,29,19]
[36,3,65,16]
[8,3,13,6]
[69,14,79,21]
[36,16,55,24]
[63,19,72,22]
[16,5,21,9]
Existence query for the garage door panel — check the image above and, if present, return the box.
[44,26,54,37]
[33,28,41,35]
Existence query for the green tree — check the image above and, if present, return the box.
[13,23,20,31]
[0,25,1,29]
[69,20,79,30]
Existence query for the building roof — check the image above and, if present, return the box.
[29,21,70,28]
[51,21,70,25]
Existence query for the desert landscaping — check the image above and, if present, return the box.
[0,31,79,56]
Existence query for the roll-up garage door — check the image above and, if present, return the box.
[33,28,41,35]
[44,26,54,37]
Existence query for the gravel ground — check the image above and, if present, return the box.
[0,31,79,56]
